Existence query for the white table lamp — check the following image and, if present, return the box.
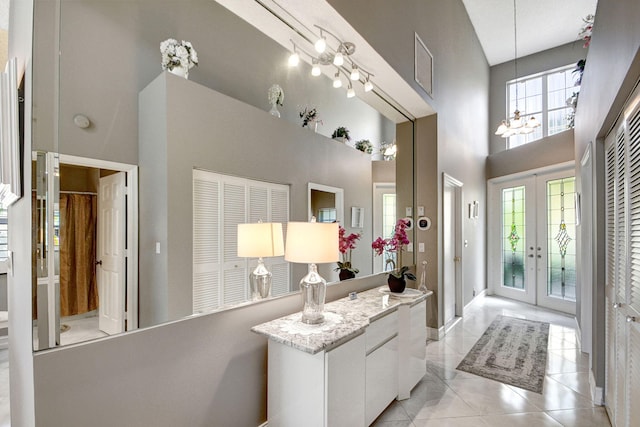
[237,222,285,300]
[285,219,338,324]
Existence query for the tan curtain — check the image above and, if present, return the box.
[59,193,98,317]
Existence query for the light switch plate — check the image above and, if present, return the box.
[419,243,425,252]
[418,206,425,216]
[406,207,412,217]
[407,242,414,252]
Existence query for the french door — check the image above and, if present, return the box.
[489,168,577,314]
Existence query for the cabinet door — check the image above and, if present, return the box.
[365,336,399,425]
[408,301,427,389]
[326,333,366,427]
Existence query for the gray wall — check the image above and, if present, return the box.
[486,130,575,179]
[573,0,640,390]
[489,41,586,155]
[139,73,373,326]
[328,0,490,318]
[33,0,394,161]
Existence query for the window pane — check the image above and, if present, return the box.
[548,108,571,135]
[546,177,576,302]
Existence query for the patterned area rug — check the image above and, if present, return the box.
[456,315,549,393]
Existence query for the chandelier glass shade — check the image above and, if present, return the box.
[495,0,540,139]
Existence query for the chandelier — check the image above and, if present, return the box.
[495,0,540,138]
[288,25,374,98]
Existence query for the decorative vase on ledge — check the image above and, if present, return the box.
[269,103,281,118]
[169,66,189,80]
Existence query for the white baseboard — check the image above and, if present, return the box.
[589,369,604,406]
[258,422,268,427]
[464,289,487,312]
[573,317,582,350]
[427,326,445,340]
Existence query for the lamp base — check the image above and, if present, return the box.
[250,258,272,300]
[299,263,326,324]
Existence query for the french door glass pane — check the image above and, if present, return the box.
[547,177,576,301]
[502,186,526,289]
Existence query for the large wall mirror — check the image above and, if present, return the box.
[30,0,416,350]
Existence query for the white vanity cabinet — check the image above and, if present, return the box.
[267,333,366,427]
[365,311,399,425]
[252,287,432,427]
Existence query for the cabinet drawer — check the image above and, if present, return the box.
[366,311,398,354]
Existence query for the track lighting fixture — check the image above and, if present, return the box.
[286,25,375,99]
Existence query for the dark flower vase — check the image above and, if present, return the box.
[339,269,356,281]
[387,274,406,293]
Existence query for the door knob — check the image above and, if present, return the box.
[96,260,103,266]
[627,316,636,323]
[528,254,534,258]
[537,255,542,258]
[613,302,622,308]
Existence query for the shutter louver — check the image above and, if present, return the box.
[223,182,246,263]
[616,129,628,304]
[629,325,640,427]
[193,173,221,313]
[629,106,640,314]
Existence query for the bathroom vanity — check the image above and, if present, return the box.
[252,286,432,427]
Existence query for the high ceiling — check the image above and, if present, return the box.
[461,0,598,66]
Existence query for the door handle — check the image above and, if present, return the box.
[613,302,622,308]
[537,255,542,259]
[528,254,534,258]
[453,256,461,262]
[96,260,103,266]
[627,316,636,323]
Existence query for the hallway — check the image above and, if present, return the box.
[373,295,610,426]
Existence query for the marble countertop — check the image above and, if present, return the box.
[251,286,433,355]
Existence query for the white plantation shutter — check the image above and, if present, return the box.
[193,172,220,313]
[192,170,290,312]
[629,107,640,314]
[629,324,640,427]
[604,88,640,427]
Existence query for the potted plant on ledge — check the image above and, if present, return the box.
[372,218,416,292]
[331,126,351,143]
[335,226,361,281]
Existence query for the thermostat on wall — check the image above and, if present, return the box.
[417,216,431,231]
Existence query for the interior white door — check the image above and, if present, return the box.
[443,184,456,325]
[97,172,126,335]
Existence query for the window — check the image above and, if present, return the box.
[507,65,579,149]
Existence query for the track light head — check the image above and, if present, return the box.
[332,72,342,88]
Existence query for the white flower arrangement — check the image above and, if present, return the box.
[268,84,284,106]
[160,38,199,71]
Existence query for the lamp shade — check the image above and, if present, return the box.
[237,222,284,258]
[285,221,339,264]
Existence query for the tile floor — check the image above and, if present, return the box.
[32,314,108,349]
[372,295,611,427]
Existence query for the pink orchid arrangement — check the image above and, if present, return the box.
[335,226,361,276]
[578,14,594,48]
[372,218,416,281]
